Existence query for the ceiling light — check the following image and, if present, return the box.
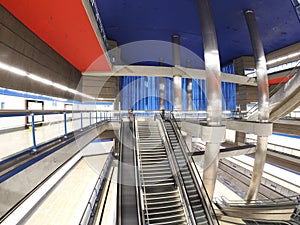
[0,62,27,76]
[267,51,300,65]
[27,74,53,86]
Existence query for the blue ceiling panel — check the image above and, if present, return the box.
[98,0,300,67]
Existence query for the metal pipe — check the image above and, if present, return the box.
[197,0,223,200]
[244,10,270,202]
[172,35,182,110]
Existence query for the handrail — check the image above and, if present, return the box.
[245,64,300,119]
[217,195,298,207]
[244,219,296,225]
[269,61,300,97]
[117,120,123,225]
[169,112,220,224]
[135,119,150,225]
[246,136,300,156]
[157,114,196,225]
[79,148,114,225]
[132,116,146,225]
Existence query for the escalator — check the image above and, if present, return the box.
[164,120,210,224]
[163,119,218,225]
[117,121,140,225]
[136,120,188,225]
[247,68,300,122]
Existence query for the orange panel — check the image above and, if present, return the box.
[1,0,111,72]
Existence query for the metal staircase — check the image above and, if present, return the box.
[136,120,188,225]
[163,120,212,225]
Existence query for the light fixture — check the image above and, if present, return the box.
[0,62,96,100]
[267,51,300,66]
[0,62,27,76]
[28,74,53,86]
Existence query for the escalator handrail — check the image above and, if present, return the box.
[132,116,146,225]
[135,119,150,225]
[218,195,299,207]
[246,63,300,118]
[157,114,197,225]
[81,147,115,225]
[169,113,220,225]
[117,120,123,225]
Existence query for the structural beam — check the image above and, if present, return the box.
[83,65,257,86]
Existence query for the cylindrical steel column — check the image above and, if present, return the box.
[159,58,165,110]
[172,35,181,66]
[172,35,182,110]
[186,60,193,111]
[244,10,270,202]
[197,0,223,200]
[245,10,269,122]
[187,79,193,110]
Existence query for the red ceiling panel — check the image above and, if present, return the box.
[1,0,111,72]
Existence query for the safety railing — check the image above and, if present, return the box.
[80,147,114,225]
[245,136,300,158]
[0,109,119,162]
[216,195,298,207]
[214,195,299,221]
[244,63,300,120]
[168,113,220,224]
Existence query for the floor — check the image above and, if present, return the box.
[21,154,108,225]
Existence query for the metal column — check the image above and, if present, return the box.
[197,0,223,200]
[187,79,193,110]
[159,58,165,110]
[244,10,270,202]
[172,35,182,111]
[186,59,193,111]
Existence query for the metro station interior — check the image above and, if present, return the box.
[0,0,300,224]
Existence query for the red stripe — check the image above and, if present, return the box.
[268,75,292,85]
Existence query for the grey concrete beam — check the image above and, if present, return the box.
[181,122,226,143]
[83,65,257,86]
[181,120,272,139]
[193,145,256,162]
[226,120,273,137]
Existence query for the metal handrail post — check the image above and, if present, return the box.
[31,113,37,154]
[64,112,67,138]
[81,112,83,130]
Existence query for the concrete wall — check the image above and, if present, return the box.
[0,5,82,100]
[82,76,119,99]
